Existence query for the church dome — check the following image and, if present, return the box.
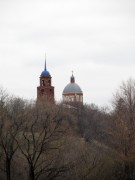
[41,70,50,76]
[63,82,82,94]
[62,72,83,104]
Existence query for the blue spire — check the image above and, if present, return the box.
[45,53,46,70]
[41,53,50,76]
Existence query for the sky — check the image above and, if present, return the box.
[0,0,135,106]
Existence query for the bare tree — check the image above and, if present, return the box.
[109,78,135,180]
[0,96,26,180]
[16,101,68,180]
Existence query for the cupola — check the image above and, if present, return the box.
[62,72,83,104]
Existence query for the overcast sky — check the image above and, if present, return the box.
[0,0,135,106]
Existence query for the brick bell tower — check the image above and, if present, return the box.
[37,58,54,102]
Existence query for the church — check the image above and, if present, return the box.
[37,59,83,104]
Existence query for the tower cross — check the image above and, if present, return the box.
[72,70,74,76]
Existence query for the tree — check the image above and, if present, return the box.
[109,78,135,180]
[0,96,26,180]
[16,101,68,180]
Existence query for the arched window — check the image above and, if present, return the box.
[41,89,44,95]
[80,96,83,102]
[48,80,51,85]
[76,95,79,102]
[42,80,45,86]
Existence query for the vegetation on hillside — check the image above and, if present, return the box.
[0,78,135,180]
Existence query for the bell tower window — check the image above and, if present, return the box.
[41,89,44,95]
[42,80,45,86]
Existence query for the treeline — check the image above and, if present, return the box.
[1,78,135,180]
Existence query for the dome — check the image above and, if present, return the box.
[63,82,82,94]
[41,70,50,76]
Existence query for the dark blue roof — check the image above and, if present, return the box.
[41,70,50,76]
